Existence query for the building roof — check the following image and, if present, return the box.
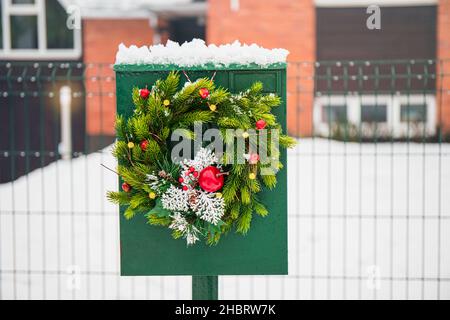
[315,0,437,7]
[57,0,206,19]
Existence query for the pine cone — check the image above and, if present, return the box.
[188,190,199,206]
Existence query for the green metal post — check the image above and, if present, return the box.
[192,276,218,300]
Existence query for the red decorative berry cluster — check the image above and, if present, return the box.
[140,140,149,151]
[199,88,210,99]
[139,88,150,99]
[178,165,224,193]
[256,119,267,130]
[121,182,131,193]
[249,153,260,165]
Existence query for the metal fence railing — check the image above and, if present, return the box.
[0,60,449,299]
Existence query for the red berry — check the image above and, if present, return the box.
[121,182,131,193]
[189,166,195,173]
[140,140,149,151]
[249,153,260,164]
[192,171,199,178]
[182,186,189,191]
[178,177,184,183]
[256,119,267,130]
[139,88,150,99]
[199,88,209,99]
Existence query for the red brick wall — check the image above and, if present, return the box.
[437,0,450,134]
[83,19,154,136]
[207,0,316,136]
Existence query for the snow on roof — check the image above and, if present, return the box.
[58,0,205,18]
[115,39,290,67]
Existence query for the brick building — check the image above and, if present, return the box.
[0,0,449,150]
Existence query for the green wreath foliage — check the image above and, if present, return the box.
[107,71,296,245]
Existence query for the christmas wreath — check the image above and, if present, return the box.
[107,71,296,245]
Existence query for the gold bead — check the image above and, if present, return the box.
[149,192,156,199]
[215,192,222,199]
[209,104,217,111]
[249,173,256,180]
[163,99,170,106]
[242,132,249,139]
[127,142,135,149]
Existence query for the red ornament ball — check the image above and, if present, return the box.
[199,88,210,99]
[192,171,199,178]
[256,119,267,130]
[121,182,131,193]
[139,88,150,99]
[249,153,260,164]
[140,140,149,151]
[189,166,195,173]
[182,185,189,191]
[178,177,184,183]
[198,166,224,193]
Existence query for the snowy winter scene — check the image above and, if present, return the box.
[0,140,449,299]
[1,0,450,301]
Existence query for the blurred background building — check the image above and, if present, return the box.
[1,1,449,175]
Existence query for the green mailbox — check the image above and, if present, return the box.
[114,63,288,276]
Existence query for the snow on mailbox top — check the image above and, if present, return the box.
[114,39,289,68]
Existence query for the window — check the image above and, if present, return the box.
[316,6,436,61]
[400,104,427,122]
[314,94,436,138]
[322,105,347,123]
[12,0,35,4]
[0,0,81,59]
[46,0,74,49]
[361,104,387,123]
[10,15,38,48]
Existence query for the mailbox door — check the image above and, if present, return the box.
[115,65,287,275]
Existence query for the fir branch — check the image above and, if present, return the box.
[132,87,147,114]
[206,233,221,246]
[173,110,214,127]
[247,178,261,193]
[107,191,130,205]
[240,186,251,205]
[249,81,263,95]
[118,166,146,189]
[261,174,277,189]
[147,214,171,227]
[217,117,242,128]
[115,115,127,140]
[130,192,151,209]
[159,71,180,98]
[130,114,151,141]
[208,87,230,104]
[124,207,136,220]
[222,174,240,202]
[236,205,252,234]
[230,202,240,219]
[253,198,268,217]
[260,94,281,108]
[171,128,195,140]
[279,134,298,148]
[172,229,184,239]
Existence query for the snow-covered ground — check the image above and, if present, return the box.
[0,139,449,299]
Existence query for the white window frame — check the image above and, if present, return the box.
[0,0,81,60]
[314,94,436,138]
